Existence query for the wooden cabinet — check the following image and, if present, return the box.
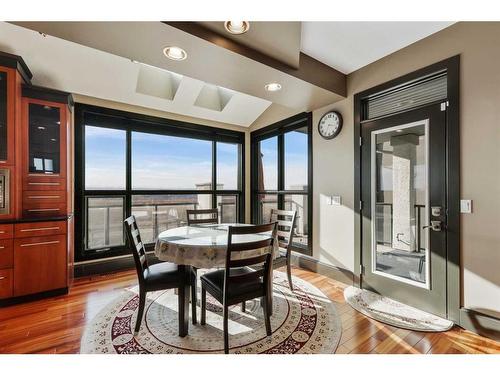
[0,268,13,299]
[0,52,72,304]
[0,223,13,239]
[0,239,13,269]
[0,66,16,167]
[14,234,67,296]
[21,86,72,218]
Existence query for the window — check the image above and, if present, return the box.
[131,194,211,244]
[85,126,126,190]
[76,104,245,261]
[132,132,212,190]
[251,113,312,255]
[85,196,125,250]
[217,142,240,190]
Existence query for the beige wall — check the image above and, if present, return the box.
[309,22,500,318]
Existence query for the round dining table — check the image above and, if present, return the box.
[154,223,278,336]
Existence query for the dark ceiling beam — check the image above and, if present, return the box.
[164,21,346,97]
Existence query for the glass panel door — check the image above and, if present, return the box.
[372,121,429,287]
[361,103,447,318]
[28,103,61,174]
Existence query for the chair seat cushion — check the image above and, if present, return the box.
[144,262,181,290]
[201,267,265,300]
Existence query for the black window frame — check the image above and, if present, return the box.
[250,112,313,256]
[75,103,245,262]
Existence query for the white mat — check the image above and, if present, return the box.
[344,286,453,332]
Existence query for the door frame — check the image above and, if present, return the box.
[354,55,460,323]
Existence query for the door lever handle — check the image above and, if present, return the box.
[423,221,443,232]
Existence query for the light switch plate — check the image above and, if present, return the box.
[460,199,472,213]
[330,196,342,206]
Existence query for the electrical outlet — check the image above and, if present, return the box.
[460,199,472,213]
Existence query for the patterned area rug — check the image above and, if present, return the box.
[80,272,341,354]
[344,286,454,332]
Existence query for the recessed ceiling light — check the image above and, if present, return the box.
[265,82,282,92]
[163,46,187,61]
[224,21,250,35]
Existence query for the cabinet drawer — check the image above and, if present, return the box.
[14,221,67,238]
[0,268,13,299]
[0,224,14,239]
[0,239,13,269]
[23,190,66,204]
[22,202,67,218]
[24,176,66,191]
[14,235,67,296]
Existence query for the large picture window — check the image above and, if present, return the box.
[251,113,312,255]
[75,104,245,261]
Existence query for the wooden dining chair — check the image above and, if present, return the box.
[186,208,219,226]
[186,207,219,323]
[269,209,297,291]
[124,215,195,336]
[200,222,277,354]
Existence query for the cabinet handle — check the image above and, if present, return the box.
[28,195,61,199]
[0,231,4,234]
[20,240,60,247]
[0,246,4,249]
[27,208,60,212]
[0,276,6,280]
[28,174,60,177]
[20,227,60,232]
[28,182,60,186]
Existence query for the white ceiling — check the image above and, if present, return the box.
[0,22,272,127]
[301,22,455,74]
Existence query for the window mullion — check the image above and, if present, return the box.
[278,134,285,209]
[125,129,132,220]
[212,140,217,209]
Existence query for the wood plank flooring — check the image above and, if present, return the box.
[0,267,498,354]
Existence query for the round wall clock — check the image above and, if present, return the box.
[318,111,343,140]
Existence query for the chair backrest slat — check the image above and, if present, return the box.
[269,209,297,255]
[223,222,277,301]
[124,215,148,282]
[229,253,269,268]
[228,238,274,252]
[187,208,219,226]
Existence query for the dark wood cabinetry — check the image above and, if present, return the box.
[0,51,74,305]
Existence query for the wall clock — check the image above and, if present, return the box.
[318,111,343,139]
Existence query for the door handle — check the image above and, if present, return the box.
[423,221,443,232]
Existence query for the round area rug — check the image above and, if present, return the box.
[80,272,341,354]
[344,286,453,332]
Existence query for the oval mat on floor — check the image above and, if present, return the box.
[80,272,341,354]
[344,286,453,332]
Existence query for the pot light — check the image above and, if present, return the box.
[163,46,187,61]
[265,82,282,92]
[224,21,250,35]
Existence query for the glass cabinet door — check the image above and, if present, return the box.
[28,103,61,174]
[0,71,7,161]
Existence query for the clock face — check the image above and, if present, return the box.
[318,111,342,139]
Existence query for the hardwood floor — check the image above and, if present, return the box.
[0,266,498,354]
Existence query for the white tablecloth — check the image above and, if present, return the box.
[154,224,278,269]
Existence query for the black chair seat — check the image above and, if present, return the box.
[143,262,181,291]
[201,267,265,301]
